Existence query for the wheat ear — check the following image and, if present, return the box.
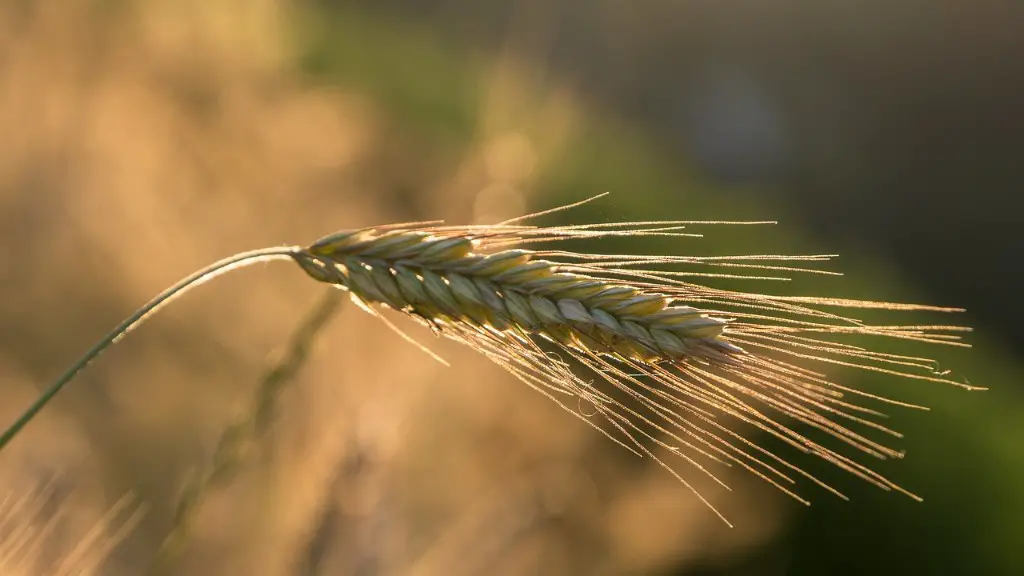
[0,196,978,525]
[289,204,979,524]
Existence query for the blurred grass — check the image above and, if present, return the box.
[152,288,344,573]
[297,5,483,144]
[291,3,1024,574]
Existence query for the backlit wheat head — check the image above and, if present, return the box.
[293,197,978,523]
[0,195,978,525]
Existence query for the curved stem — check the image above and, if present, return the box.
[0,246,303,452]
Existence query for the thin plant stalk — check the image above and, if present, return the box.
[0,246,301,452]
[150,288,344,574]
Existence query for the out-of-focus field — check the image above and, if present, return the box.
[1,1,1021,575]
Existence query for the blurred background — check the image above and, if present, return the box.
[1,0,1021,574]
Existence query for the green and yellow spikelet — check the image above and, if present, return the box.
[292,199,978,523]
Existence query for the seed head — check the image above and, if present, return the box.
[291,201,978,524]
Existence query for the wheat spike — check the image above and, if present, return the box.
[0,197,978,526]
[291,212,977,524]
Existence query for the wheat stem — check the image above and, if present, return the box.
[0,246,302,452]
[149,287,343,574]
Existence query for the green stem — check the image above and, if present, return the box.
[0,246,303,452]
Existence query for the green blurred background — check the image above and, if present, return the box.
[1,0,1021,574]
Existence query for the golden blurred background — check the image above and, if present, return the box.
[1,1,1021,575]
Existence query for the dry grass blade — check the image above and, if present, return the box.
[150,288,344,574]
[0,481,143,576]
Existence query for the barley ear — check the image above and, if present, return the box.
[0,247,302,453]
[150,287,344,574]
[284,218,977,521]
